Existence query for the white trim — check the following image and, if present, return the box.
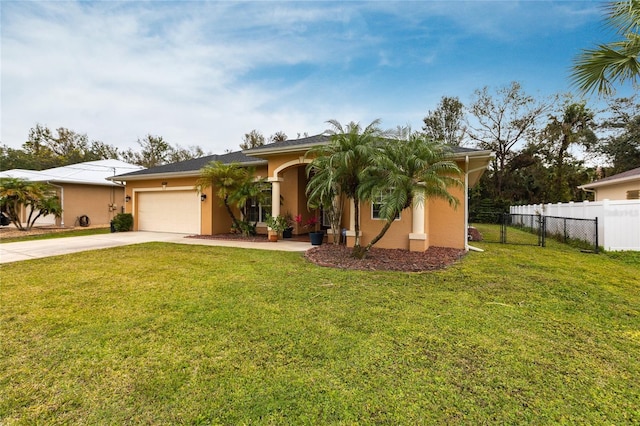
[272,157,313,178]
[371,191,401,221]
[579,174,640,190]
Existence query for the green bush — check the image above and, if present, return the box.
[111,213,133,232]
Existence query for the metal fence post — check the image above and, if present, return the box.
[595,217,599,254]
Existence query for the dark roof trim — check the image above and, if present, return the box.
[110,150,266,180]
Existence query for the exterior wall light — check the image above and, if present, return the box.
[125,195,131,202]
[200,194,207,201]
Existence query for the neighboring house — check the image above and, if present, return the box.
[578,166,640,201]
[0,159,144,227]
[111,134,492,252]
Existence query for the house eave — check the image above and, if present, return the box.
[107,159,268,182]
[578,175,640,190]
[107,171,203,182]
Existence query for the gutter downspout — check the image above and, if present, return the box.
[464,156,469,251]
[580,187,596,201]
[464,158,493,251]
[47,182,64,227]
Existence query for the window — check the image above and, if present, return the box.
[371,190,400,220]
[245,192,272,223]
[627,189,640,200]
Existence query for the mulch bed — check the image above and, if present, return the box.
[189,234,466,272]
[305,244,466,272]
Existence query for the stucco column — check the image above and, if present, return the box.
[268,177,283,219]
[345,199,360,248]
[409,189,428,252]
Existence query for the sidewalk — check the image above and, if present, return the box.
[0,232,311,264]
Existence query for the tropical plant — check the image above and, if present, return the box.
[305,153,345,245]
[294,214,318,232]
[306,119,385,253]
[196,162,269,236]
[265,214,289,236]
[539,100,597,202]
[355,130,462,258]
[571,0,640,96]
[0,178,62,231]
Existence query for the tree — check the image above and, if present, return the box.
[305,152,346,246]
[539,100,597,202]
[169,145,206,163]
[23,125,114,167]
[306,119,385,255]
[422,96,466,146]
[356,130,462,258]
[122,135,172,168]
[571,0,640,96]
[269,131,288,143]
[0,178,62,231]
[595,96,640,174]
[0,145,40,171]
[240,130,266,150]
[467,82,548,201]
[196,162,268,235]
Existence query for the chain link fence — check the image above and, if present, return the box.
[471,212,599,253]
[542,215,599,252]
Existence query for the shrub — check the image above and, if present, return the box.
[112,213,133,232]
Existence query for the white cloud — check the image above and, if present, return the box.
[0,0,606,156]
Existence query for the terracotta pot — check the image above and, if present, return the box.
[268,234,278,242]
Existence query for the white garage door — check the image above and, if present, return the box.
[137,190,200,234]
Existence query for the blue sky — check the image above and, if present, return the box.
[1,1,632,154]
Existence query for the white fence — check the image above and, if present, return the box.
[511,200,640,251]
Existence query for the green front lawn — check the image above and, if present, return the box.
[1,240,638,424]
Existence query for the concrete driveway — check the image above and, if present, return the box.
[0,232,311,264]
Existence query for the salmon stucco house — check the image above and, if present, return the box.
[111,134,492,252]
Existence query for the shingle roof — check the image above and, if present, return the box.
[112,150,266,179]
[593,167,640,184]
[243,134,331,152]
[113,134,490,180]
[243,133,487,155]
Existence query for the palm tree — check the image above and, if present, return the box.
[356,131,462,258]
[0,178,62,230]
[306,119,385,253]
[196,162,262,232]
[571,0,640,96]
[305,153,346,245]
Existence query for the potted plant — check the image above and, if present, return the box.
[282,212,294,238]
[295,214,323,245]
[265,214,288,241]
